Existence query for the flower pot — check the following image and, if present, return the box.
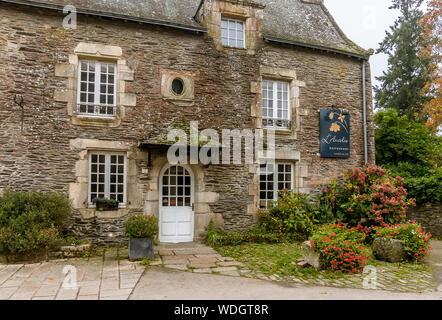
[129,238,154,260]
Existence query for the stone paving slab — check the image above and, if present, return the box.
[0,248,145,300]
[154,242,246,276]
[2,242,436,299]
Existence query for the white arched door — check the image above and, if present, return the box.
[159,165,194,243]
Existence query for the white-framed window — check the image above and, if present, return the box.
[221,17,245,48]
[89,153,126,205]
[259,163,294,208]
[262,80,291,130]
[77,60,117,117]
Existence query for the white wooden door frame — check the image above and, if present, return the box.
[159,164,195,243]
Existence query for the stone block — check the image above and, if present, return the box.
[120,93,137,107]
[196,192,219,203]
[212,267,237,273]
[119,70,134,81]
[192,268,212,274]
[75,42,122,58]
[54,89,73,102]
[217,261,244,267]
[301,241,325,270]
[188,262,216,269]
[55,64,75,77]
[373,238,406,263]
[299,165,309,178]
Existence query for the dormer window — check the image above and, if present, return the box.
[77,60,117,118]
[221,17,245,48]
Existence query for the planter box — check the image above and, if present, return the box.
[95,201,119,211]
[129,238,154,260]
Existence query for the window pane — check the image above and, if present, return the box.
[90,154,126,204]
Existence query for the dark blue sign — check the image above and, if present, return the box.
[320,109,350,158]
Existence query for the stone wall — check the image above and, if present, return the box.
[407,203,442,238]
[0,2,375,243]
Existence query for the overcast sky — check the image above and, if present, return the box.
[324,0,428,99]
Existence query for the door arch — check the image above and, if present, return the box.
[159,164,194,243]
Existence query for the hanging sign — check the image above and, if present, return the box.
[320,109,350,158]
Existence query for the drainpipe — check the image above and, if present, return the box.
[362,61,368,165]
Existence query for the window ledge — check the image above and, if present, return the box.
[87,204,127,209]
[76,114,116,121]
[264,127,292,133]
[222,45,247,50]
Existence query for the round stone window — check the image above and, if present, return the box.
[171,78,184,95]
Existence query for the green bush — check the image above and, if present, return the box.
[319,164,416,234]
[204,221,281,247]
[124,214,158,239]
[259,191,317,241]
[310,223,370,274]
[402,170,442,204]
[375,109,441,168]
[0,191,71,256]
[373,221,432,261]
[375,109,442,205]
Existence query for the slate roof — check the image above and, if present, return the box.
[1,0,371,58]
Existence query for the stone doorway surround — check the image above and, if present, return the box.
[144,154,222,242]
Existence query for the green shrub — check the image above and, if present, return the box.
[386,164,442,204]
[0,191,71,256]
[204,221,281,247]
[320,164,416,234]
[375,109,442,205]
[403,171,442,204]
[259,191,317,241]
[373,221,431,261]
[375,109,441,168]
[310,223,370,274]
[124,214,158,239]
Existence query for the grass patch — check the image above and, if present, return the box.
[216,242,310,279]
[215,242,432,285]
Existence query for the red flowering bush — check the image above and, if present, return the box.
[373,221,432,261]
[319,164,416,234]
[310,223,370,274]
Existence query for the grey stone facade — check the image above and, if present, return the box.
[0,0,375,244]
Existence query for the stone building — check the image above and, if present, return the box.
[0,0,375,244]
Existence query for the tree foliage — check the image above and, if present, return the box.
[375,109,442,204]
[374,0,432,120]
[375,109,441,168]
[419,0,442,131]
